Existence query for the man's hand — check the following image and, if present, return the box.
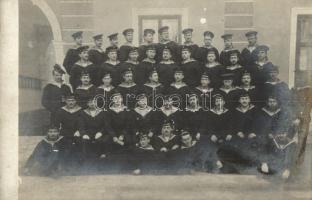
[95,132,102,140]
[211,135,218,143]
[196,133,201,140]
[119,135,124,141]
[160,147,168,152]
[113,137,119,143]
[248,133,256,139]
[237,132,245,138]
[148,131,154,138]
[225,134,232,141]
[82,135,90,140]
[74,131,80,137]
[172,145,179,150]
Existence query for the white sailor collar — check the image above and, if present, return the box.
[98,85,114,91]
[134,106,153,117]
[118,82,137,88]
[105,60,120,65]
[182,59,196,64]
[196,87,213,93]
[205,62,220,68]
[184,41,195,45]
[43,136,64,147]
[75,60,93,67]
[265,80,282,85]
[158,134,176,143]
[125,60,139,65]
[247,45,257,52]
[185,106,202,112]
[109,105,127,113]
[84,108,102,117]
[62,105,81,113]
[122,43,133,47]
[219,87,238,94]
[160,40,171,44]
[91,46,104,53]
[202,45,215,49]
[142,58,156,64]
[49,81,64,88]
[181,140,197,149]
[139,145,154,150]
[262,107,281,116]
[210,108,229,115]
[236,104,255,113]
[144,82,162,88]
[170,82,187,89]
[160,106,179,116]
[255,60,269,67]
[160,60,175,64]
[76,84,94,90]
[239,85,256,90]
[226,64,243,70]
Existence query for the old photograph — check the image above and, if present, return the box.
[10,0,312,199]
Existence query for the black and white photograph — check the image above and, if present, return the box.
[1,0,312,199]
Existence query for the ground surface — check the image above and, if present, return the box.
[18,136,312,200]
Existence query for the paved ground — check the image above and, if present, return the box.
[18,136,312,200]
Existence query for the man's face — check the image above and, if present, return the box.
[125,33,133,43]
[239,96,250,107]
[207,53,216,63]
[164,99,173,108]
[144,33,154,43]
[110,38,118,47]
[87,99,96,109]
[161,31,170,40]
[80,50,89,60]
[137,97,148,108]
[247,35,257,46]
[189,96,198,107]
[53,71,63,83]
[102,75,112,85]
[47,128,60,140]
[139,137,150,147]
[201,78,210,86]
[258,50,267,60]
[181,50,191,60]
[75,36,83,46]
[269,71,278,80]
[65,98,77,108]
[123,72,133,82]
[95,39,103,47]
[181,134,192,146]
[149,72,159,82]
[215,98,225,107]
[224,39,232,48]
[230,55,238,65]
[146,50,156,59]
[108,51,117,61]
[161,125,172,137]
[174,72,184,82]
[267,98,278,109]
[162,50,172,60]
[204,35,212,46]
[184,32,192,42]
[112,95,123,105]
[129,51,139,61]
[81,75,90,85]
[241,75,251,85]
[223,79,233,87]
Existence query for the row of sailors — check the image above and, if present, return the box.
[66,40,274,91]
[42,62,290,123]
[27,87,297,176]
[64,28,261,72]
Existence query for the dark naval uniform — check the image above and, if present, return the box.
[180,59,203,87]
[119,44,133,62]
[152,107,183,135]
[216,87,240,110]
[202,63,223,88]
[166,82,192,110]
[116,82,142,109]
[98,61,121,86]
[95,85,116,110]
[69,62,98,89]
[241,46,258,67]
[156,41,180,63]
[88,47,106,67]
[136,59,157,85]
[63,48,80,74]
[74,84,97,109]
[142,82,165,108]
[157,60,178,87]
[195,46,220,64]
[220,65,245,86]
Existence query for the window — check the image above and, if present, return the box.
[295,15,312,87]
[138,15,182,44]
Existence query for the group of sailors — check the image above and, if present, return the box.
[24,27,299,178]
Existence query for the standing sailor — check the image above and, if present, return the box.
[96,72,116,110]
[119,28,135,62]
[63,31,83,74]
[157,47,178,87]
[221,49,244,86]
[137,45,157,85]
[106,33,120,60]
[156,26,179,63]
[195,31,219,64]
[241,31,259,67]
[219,34,235,66]
[74,72,97,109]
[88,34,106,67]
[119,47,140,84]
[138,29,156,61]
[178,28,198,62]
[202,49,223,88]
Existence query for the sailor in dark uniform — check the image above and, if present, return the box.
[202,49,223,88]
[195,31,219,64]
[247,45,274,86]
[157,47,178,87]
[142,69,165,108]
[193,72,215,110]
[63,31,83,74]
[138,29,156,61]
[98,46,121,86]
[23,126,67,176]
[69,45,97,89]
[237,71,257,106]
[263,65,290,109]
[95,72,116,110]
[153,119,180,152]
[104,92,134,152]
[166,67,191,110]
[240,31,259,67]
[219,34,235,66]
[137,45,157,85]
[216,73,240,110]
[221,49,244,86]
[180,46,203,87]
[42,64,71,123]
[74,72,97,109]
[119,28,134,62]
[156,26,179,63]
[178,28,198,61]
[105,33,120,60]
[79,96,108,158]
[119,47,139,84]
[116,67,142,109]
[88,34,106,67]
